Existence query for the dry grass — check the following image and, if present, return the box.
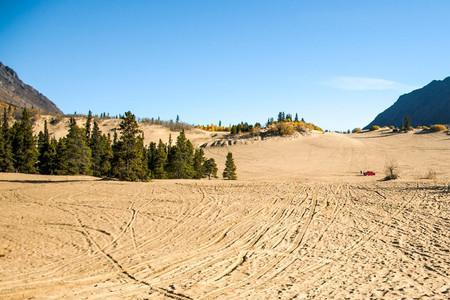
[424,169,437,180]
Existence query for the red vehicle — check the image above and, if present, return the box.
[363,171,376,176]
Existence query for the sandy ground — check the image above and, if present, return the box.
[1,130,450,299]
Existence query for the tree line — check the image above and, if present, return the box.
[0,108,237,181]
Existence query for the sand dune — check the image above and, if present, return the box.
[1,129,449,299]
[33,115,225,146]
[206,129,450,181]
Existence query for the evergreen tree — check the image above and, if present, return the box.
[223,152,237,180]
[294,113,299,122]
[55,137,68,173]
[111,111,147,181]
[153,139,168,179]
[147,141,157,175]
[203,158,218,179]
[168,130,194,179]
[37,120,55,174]
[90,120,112,177]
[85,110,93,139]
[193,148,206,179]
[278,112,283,122]
[402,115,412,131]
[0,108,14,172]
[286,114,292,121]
[11,108,38,173]
[56,117,92,175]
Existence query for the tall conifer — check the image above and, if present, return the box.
[223,152,237,180]
[11,108,38,173]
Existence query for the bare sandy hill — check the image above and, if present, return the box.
[205,129,450,181]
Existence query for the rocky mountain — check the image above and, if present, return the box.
[0,62,62,114]
[366,77,450,128]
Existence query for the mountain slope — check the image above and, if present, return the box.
[0,62,62,114]
[366,77,450,128]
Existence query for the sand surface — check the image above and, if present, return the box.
[1,130,449,299]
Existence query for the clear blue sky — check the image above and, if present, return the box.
[1,0,450,130]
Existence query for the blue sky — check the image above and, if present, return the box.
[1,0,450,130]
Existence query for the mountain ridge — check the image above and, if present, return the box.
[0,62,62,115]
[366,76,450,128]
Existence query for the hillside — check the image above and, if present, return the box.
[0,62,62,115]
[33,115,227,146]
[366,77,450,128]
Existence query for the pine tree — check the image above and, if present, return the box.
[223,152,237,180]
[168,130,194,179]
[203,158,218,179]
[153,139,168,179]
[37,120,55,174]
[193,148,205,179]
[85,110,93,139]
[11,108,38,173]
[90,120,112,177]
[402,115,412,131]
[294,113,299,122]
[0,108,14,172]
[55,137,68,173]
[56,117,92,175]
[147,141,157,175]
[111,111,147,181]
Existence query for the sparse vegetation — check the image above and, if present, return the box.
[430,124,448,132]
[370,125,380,131]
[424,169,437,180]
[196,124,230,132]
[140,117,192,131]
[384,160,399,180]
[352,128,362,133]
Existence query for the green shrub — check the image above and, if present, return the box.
[352,128,362,133]
[370,125,380,131]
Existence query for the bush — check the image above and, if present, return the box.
[352,128,362,133]
[384,160,399,180]
[278,122,295,136]
[49,116,62,126]
[370,125,380,131]
[424,169,437,180]
[430,124,448,132]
